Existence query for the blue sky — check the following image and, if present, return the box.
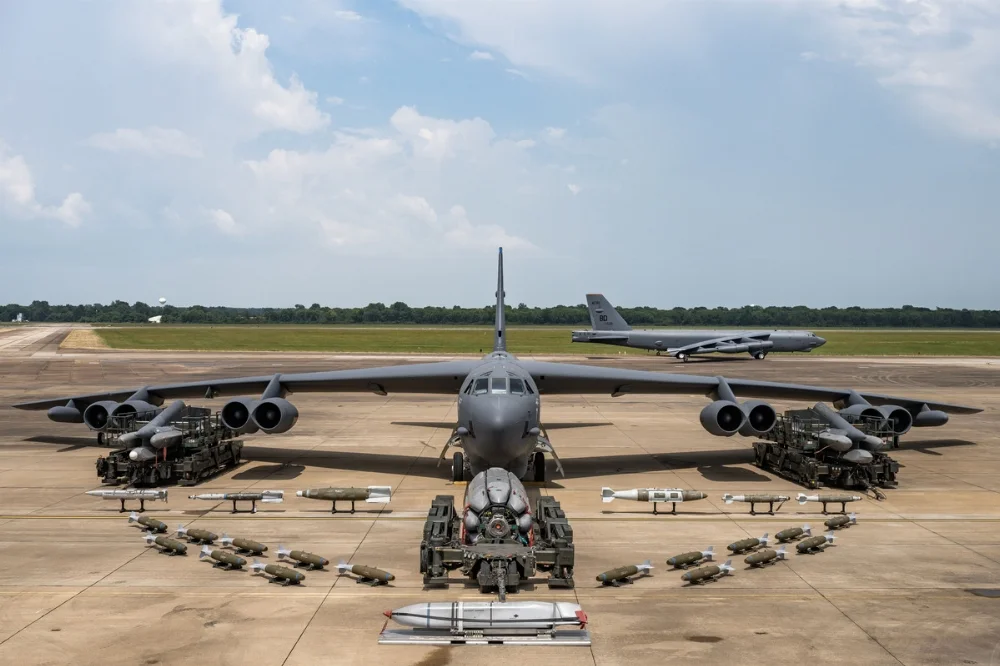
[0,0,997,308]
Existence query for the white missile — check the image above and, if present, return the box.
[384,601,587,632]
[86,488,167,512]
[601,487,706,514]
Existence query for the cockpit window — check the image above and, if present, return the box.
[509,378,525,395]
[473,377,489,394]
[491,377,508,394]
[525,382,534,394]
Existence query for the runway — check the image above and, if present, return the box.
[0,337,997,665]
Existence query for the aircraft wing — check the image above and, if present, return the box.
[517,360,981,414]
[666,334,769,355]
[12,360,482,411]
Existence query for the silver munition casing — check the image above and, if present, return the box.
[387,601,586,631]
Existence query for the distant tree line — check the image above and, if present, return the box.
[3,300,999,328]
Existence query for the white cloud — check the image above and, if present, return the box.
[505,68,528,79]
[469,50,494,61]
[390,106,496,160]
[207,208,240,235]
[334,10,363,22]
[544,127,566,140]
[515,139,536,148]
[0,142,89,227]
[567,183,581,195]
[86,127,203,158]
[326,96,345,105]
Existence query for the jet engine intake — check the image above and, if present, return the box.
[700,400,746,437]
[83,400,121,431]
[738,400,777,436]
[251,398,299,434]
[875,405,912,435]
[110,401,160,419]
[221,398,260,434]
[839,403,886,426]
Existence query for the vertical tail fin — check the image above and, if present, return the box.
[494,247,507,352]
[586,294,631,331]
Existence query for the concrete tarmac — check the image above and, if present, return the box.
[0,341,998,664]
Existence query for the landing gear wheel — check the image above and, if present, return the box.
[452,452,465,483]
[97,432,106,446]
[532,451,546,483]
[752,351,767,360]
[677,352,689,362]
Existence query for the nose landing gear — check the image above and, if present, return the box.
[452,452,465,483]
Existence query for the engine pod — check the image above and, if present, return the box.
[699,400,745,437]
[83,400,121,431]
[738,400,777,436]
[251,398,299,434]
[221,397,260,434]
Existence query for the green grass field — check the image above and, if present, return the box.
[92,326,1000,356]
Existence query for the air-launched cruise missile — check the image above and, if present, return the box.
[796,532,837,553]
[119,400,188,462]
[86,488,167,512]
[176,525,218,544]
[277,545,329,569]
[667,547,714,569]
[251,560,305,585]
[722,493,790,515]
[128,511,167,533]
[143,532,187,555]
[596,560,653,586]
[384,601,587,632]
[727,533,769,554]
[744,547,787,568]
[199,545,246,569]
[775,525,812,542]
[336,562,395,586]
[797,493,862,514]
[221,533,267,554]
[825,513,857,530]
[188,490,284,513]
[681,560,734,584]
[812,403,886,453]
[296,486,391,513]
[600,487,707,515]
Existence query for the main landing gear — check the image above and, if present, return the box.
[752,351,768,360]
[452,452,465,483]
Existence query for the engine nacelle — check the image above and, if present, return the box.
[83,400,121,431]
[738,400,777,437]
[47,405,83,423]
[110,400,160,419]
[839,403,886,426]
[251,398,299,434]
[914,409,948,427]
[221,397,261,434]
[875,404,912,435]
[699,400,746,437]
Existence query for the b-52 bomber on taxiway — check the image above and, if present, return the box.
[571,294,826,361]
[13,249,980,484]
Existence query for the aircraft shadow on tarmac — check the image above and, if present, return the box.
[391,421,613,430]
[231,463,306,481]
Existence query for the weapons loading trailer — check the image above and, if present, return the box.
[753,408,899,491]
[420,494,575,599]
[95,407,243,487]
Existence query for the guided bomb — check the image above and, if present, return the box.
[176,525,218,543]
[296,486,391,513]
[278,545,329,569]
[667,547,714,569]
[825,513,857,529]
[384,601,587,632]
[722,493,790,515]
[797,493,862,514]
[728,533,769,554]
[682,560,734,584]
[128,512,167,533]
[86,488,167,512]
[199,546,246,569]
[796,532,837,553]
[188,490,283,513]
[251,560,305,585]
[221,534,267,554]
[336,562,394,585]
[601,487,707,514]
[745,547,787,567]
[775,525,812,542]
[596,560,653,586]
[143,533,187,555]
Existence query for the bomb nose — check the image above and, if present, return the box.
[383,610,392,618]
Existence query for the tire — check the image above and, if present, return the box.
[97,432,105,446]
[753,351,767,360]
[532,452,545,483]
[452,452,465,483]
[677,353,688,362]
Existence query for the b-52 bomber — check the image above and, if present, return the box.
[13,249,980,484]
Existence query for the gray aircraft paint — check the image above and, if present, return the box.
[573,294,826,360]
[14,249,980,481]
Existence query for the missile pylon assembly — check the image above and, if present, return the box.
[727,533,769,554]
[596,560,653,586]
[251,560,305,585]
[128,511,167,533]
[295,486,391,514]
[681,559,734,584]
[744,547,787,568]
[667,547,714,569]
[600,487,707,515]
[176,525,218,544]
[825,513,857,530]
[119,400,187,463]
[379,601,591,646]
[220,533,268,554]
[188,490,284,513]
[796,532,837,553]
[277,545,329,569]
[143,533,187,555]
[199,546,247,569]
[86,488,167,512]
[721,493,790,515]
[797,493,862,514]
[336,561,395,586]
[775,525,812,543]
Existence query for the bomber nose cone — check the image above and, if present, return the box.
[813,336,827,348]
